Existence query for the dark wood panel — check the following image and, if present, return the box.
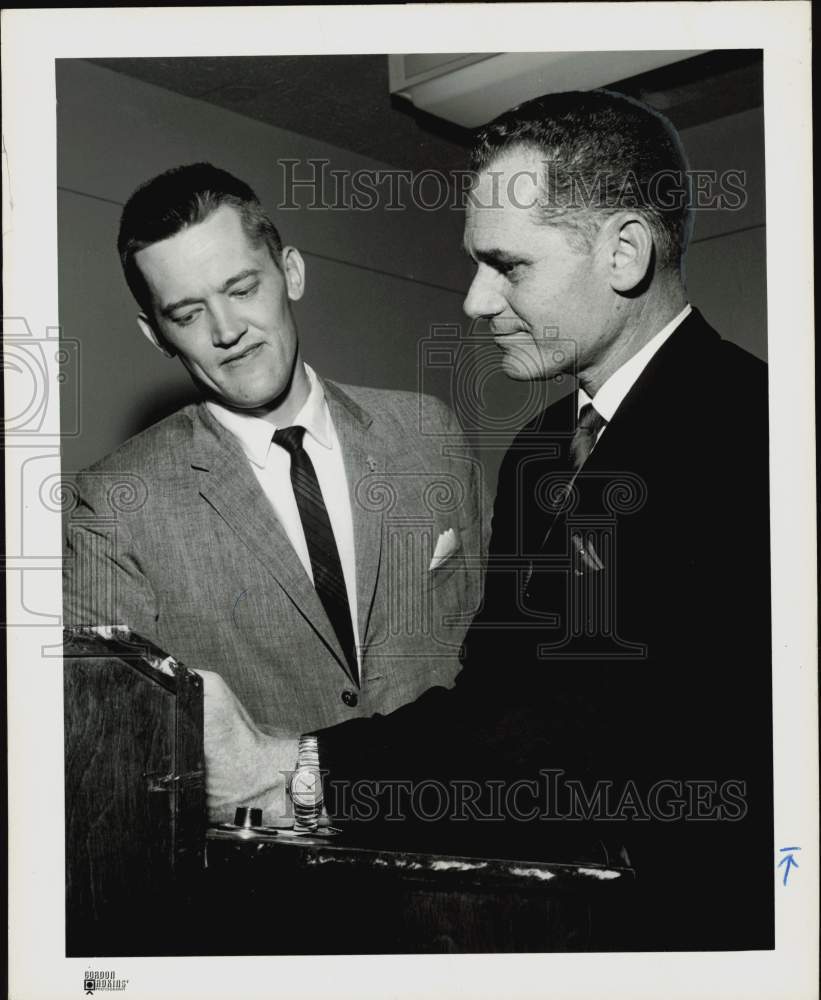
[63,630,205,956]
[201,831,634,954]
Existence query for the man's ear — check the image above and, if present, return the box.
[281,246,306,302]
[608,215,654,293]
[137,313,176,358]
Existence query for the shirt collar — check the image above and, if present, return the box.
[578,304,692,420]
[206,363,333,468]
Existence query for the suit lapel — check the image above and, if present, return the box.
[322,380,385,649]
[582,309,720,475]
[537,311,720,554]
[189,403,351,672]
[529,390,576,554]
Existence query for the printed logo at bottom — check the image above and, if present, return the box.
[83,971,128,994]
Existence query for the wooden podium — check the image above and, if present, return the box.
[63,628,206,956]
[63,628,634,956]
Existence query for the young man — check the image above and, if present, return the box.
[63,163,488,823]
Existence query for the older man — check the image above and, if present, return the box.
[312,90,773,950]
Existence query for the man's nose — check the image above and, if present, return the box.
[209,301,247,347]
[463,266,505,320]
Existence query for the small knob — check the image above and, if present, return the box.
[234,806,263,829]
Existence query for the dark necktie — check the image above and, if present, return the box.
[571,402,607,471]
[527,401,607,600]
[273,425,358,686]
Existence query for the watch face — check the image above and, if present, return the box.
[291,767,323,808]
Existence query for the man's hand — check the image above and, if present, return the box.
[194,669,299,827]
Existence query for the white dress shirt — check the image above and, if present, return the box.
[578,304,692,442]
[207,364,361,678]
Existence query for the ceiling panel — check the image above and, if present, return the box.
[89,51,762,172]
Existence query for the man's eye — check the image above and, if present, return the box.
[172,311,199,327]
[231,283,259,299]
[497,263,517,277]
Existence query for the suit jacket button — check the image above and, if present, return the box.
[341,690,358,707]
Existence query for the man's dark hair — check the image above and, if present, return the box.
[470,89,692,271]
[117,163,284,313]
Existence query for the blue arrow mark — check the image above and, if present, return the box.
[777,847,801,886]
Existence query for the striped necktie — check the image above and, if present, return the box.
[274,425,358,686]
[571,403,607,471]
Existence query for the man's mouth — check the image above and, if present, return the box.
[221,343,262,365]
[492,330,532,346]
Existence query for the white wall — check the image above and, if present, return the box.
[682,106,767,360]
[57,59,471,472]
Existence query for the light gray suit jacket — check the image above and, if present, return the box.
[63,379,489,733]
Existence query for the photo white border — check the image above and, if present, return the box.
[3,4,817,998]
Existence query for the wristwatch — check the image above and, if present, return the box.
[289,735,323,831]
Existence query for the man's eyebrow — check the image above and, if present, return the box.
[161,296,201,318]
[221,268,260,291]
[472,248,531,268]
[161,269,261,316]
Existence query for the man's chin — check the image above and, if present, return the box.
[204,385,288,414]
[498,350,549,382]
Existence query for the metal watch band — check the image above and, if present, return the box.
[291,734,323,832]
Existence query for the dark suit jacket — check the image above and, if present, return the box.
[63,378,489,733]
[317,311,773,949]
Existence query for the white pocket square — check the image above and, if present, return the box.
[429,528,460,570]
